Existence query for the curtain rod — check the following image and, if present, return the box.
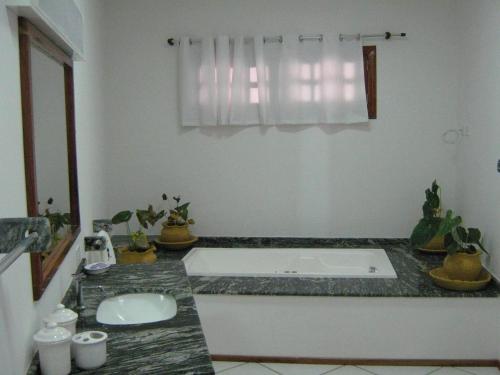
[166,32,406,46]
[0,233,38,275]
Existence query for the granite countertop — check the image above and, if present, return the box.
[29,260,214,375]
[148,237,500,298]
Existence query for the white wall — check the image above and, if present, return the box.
[100,0,461,238]
[0,1,105,373]
[456,0,500,279]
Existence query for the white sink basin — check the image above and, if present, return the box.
[96,293,177,325]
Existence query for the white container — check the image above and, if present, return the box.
[33,320,72,375]
[49,304,78,336]
[48,304,78,358]
[72,331,108,370]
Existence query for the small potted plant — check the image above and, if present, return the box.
[443,226,488,281]
[158,194,195,243]
[40,197,71,244]
[111,204,164,264]
[409,180,460,250]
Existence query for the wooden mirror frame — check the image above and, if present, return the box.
[18,18,80,300]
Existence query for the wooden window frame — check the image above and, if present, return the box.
[363,45,377,119]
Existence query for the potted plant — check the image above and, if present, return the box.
[409,181,460,250]
[111,204,164,264]
[41,197,71,244]
[158,194,195,243]
[443,226,488,281]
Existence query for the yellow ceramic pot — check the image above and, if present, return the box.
[160,223,191,242]
[442,251,482,281]
[117,245,157,265]
[424,235,445,250]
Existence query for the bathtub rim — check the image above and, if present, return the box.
[182,247,398,279]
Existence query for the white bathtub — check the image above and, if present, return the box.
[182,247,397,278]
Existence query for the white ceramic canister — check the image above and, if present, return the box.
[72,331,108,370]
[48,304,78,357]
[33,320,72,375]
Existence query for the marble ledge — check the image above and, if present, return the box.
[29,260,214,375]
[126,236,500,299]
[0,217,51,253]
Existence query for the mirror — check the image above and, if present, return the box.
[32,46,71,231]
[18,18,80,300]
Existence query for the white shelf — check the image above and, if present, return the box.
[6,0,84,60]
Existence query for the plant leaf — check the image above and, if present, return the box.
[455,226,467,242]
[435,210,461,236]
[466,228,481,243]
[431,180,439,194]
[177,202,190,220]
[136,209,149,229]
[410,218,438,248]
[112,210,132,224]
[62,213,71,225]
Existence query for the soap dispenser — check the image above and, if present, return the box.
[33,320,72,375]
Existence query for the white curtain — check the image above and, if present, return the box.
[179,33,368,126]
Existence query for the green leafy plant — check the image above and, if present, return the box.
[40,197,70,244]
[163,194,195,226]
[409,181,462,248]
[445,226,488,255]
[112,204,164,251]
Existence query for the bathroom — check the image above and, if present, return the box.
[0,0,499,374]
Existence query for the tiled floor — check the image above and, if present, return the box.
[212,362,500,375]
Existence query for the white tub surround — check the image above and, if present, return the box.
[183,239,499,363]
[183,247,397,278]
[195,295,499,362]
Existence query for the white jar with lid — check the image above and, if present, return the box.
[33,320,72,375]
[48,304,78,357]
[48,304,78,335]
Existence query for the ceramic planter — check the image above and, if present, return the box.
[424,235,445,250]
[160,223,191,242]
[442,250,482,281]
[116,245,157,265]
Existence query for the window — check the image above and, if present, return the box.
[180,35,373,126]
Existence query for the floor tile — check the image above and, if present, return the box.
[457,368,500,375]
[324,366,374,374]
[213,361,246,373]
[219,363,279,375]
[261,362,342,375]
[358,365,439,375]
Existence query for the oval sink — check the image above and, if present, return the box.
[96,293,177,325]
